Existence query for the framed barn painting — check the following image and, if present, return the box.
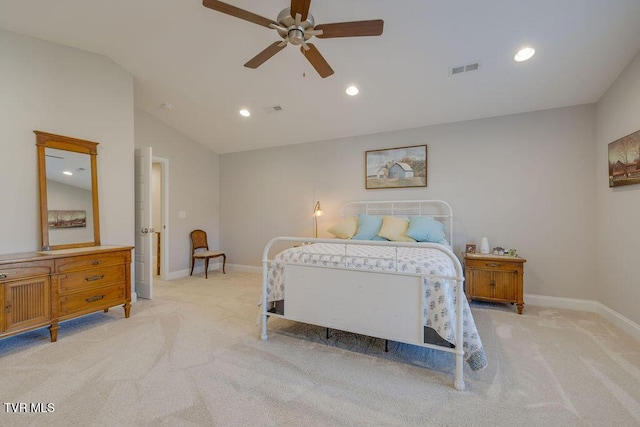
[365,145,427,189]
[608,129,640,188]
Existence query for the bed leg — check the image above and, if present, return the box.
[454,352,465,391]
[261,314,269,341]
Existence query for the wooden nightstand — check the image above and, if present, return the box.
[463,253,526,314]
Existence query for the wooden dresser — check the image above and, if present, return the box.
[0,245,133,342]
[464,253,526,314]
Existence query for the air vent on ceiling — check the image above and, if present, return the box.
[449,61,481,76]
[263,105,284,113]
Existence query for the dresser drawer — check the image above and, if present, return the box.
[58,264,126,293]
[55,251,130,273]
[59,284,125,316]
[0,260,54,282]
[465,258,523,272]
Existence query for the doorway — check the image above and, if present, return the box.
[152,157,169,281]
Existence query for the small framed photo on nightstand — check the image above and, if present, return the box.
[465,244,476,254]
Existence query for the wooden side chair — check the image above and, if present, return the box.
[190,229,225,279]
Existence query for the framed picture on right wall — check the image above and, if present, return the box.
[608,129,640,187]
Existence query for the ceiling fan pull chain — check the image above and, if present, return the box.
[302,51,306,77]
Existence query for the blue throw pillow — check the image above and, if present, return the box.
[352,214,383,240]
[406,217,447,244]
[371,235,389,241]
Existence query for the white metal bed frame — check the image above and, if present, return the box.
[260,200,467,390]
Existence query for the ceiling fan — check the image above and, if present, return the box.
[202,0,384,78]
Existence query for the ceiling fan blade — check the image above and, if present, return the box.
[202,0,277,28]
[315,19,384,38]
[244,42,287,69]
[301,43,334,78]
[290,0,312,22]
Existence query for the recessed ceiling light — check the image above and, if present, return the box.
[346,85,359,96]
[514,47,535,62]
[63,171,73,176]
[162,103,173,110]
[239,109,251,117]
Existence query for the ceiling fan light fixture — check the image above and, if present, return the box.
[514,47,535,62]
[346,85,359,96]
[239,109,251,117]
[288,28,306,45]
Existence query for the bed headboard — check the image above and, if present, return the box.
[341,200,454,244]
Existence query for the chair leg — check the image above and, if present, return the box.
[190,256,195,276]
[222,254,226,274]
[205,257,209,279]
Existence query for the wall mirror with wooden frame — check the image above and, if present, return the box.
[35,131,101,251]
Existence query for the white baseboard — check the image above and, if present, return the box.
[525,293,640,342]
[227,264,261,273]
[165,269,190,280]
[596,302,640,342]
[163,262,258,280]
[524,293,599,313]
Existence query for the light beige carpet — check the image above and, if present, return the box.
[1,272,639,426]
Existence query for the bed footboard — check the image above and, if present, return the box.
[261,236,467,391]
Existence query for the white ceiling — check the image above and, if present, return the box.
[2,0,640,154]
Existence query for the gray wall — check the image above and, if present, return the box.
[220,104,598,301]
[0,29,134,254]
[596,50,640,325]
[134,108,220,276]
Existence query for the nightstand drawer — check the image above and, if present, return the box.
[465,258,523,272]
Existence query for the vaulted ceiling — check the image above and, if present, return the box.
[1,0,640,154]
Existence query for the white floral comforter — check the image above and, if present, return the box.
[266,243,487,371]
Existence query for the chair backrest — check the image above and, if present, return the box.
[190,230,209,252]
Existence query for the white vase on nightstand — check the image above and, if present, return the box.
[480,237,490,254]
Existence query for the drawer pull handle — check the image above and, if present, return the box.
[85,295,105,303]
[85,275,105,282]
[92,261,100,266]
[0,273,7,279]
[486,263,501,268]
